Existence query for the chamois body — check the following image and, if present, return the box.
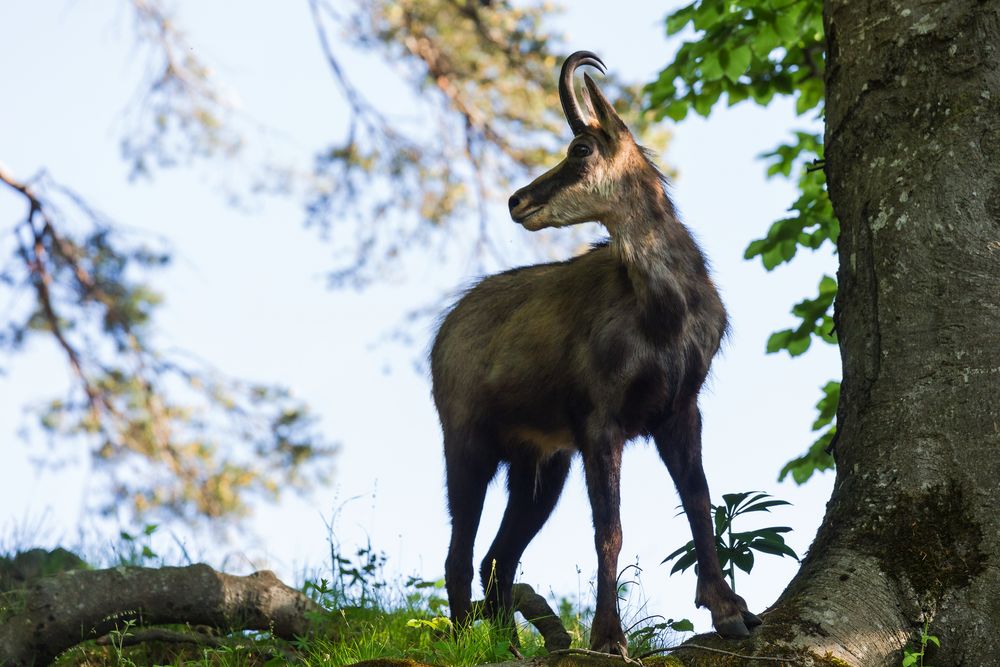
[431,52,759,655]
[433,227,724,455]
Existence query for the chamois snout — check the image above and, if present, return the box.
[508,185,545,228]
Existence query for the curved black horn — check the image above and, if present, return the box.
[559,51,606,135]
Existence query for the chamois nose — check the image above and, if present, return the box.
[508,194,521,212]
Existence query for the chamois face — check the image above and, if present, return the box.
[508,73,641,232]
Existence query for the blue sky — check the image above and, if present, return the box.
[0,1,839,632]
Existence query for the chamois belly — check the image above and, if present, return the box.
[483,323,681,453]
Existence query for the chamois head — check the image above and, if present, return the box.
[508,51,659,232]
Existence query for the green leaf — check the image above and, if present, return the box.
[722,491,753,509]
[766,330,792,354]
[727,84,750,106]
[668,549,699,575]
[666,4,697,35]
[774,13,797,40]
[664,100,690,122]
[786,334,811,356]
[700,52,723,81]
[752,23,781,56]
[811,381,840,430]
[779,381,839,484]
[663,541,695,563]
[779,431,835,484]
[902,654,919,667]
[732,493,771,514]
[724,45,752,83]
[741,499,792,514]
[730,527,792,544]
[670,618,695,632]
[692,96,712,117]
[714,505,728,535]
[692,2,726,31]
[796,77,825,115]
[750,538,799,560]
[732,549,755,574]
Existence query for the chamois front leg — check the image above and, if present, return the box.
[581,429,628,656]
[654,403,762,638]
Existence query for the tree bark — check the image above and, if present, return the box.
[740,2,1000,665]
[0,564,322,666]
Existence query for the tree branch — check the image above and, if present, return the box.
[1,164,102,412]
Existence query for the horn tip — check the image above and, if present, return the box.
[563,50,607,76]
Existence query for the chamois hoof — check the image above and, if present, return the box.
[590,639,629,657]
[742,609,763,629]
[714,614,751,639]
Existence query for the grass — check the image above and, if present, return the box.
[2,525,691,666]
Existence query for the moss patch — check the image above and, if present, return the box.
[667,641,853,667]
[866,481,987,605]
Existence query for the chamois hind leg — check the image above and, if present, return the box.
[653,402,762,638]
[480,451,572,630]
[444,430,500,630]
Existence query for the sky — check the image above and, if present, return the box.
[0,1,840,634]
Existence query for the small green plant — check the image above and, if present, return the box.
[662,491,798,592]
[902,619,939,667]
[326,538,389,608]
[628,617,693,654]
[113,524,159,567]
[614,563,694,655]
[105,617,138,667]
[556,594,593,647]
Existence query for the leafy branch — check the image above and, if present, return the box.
[0,164,334,521]
[646,0,838,484]
[123,0,242,177]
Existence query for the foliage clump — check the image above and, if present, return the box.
[646,0,838,483]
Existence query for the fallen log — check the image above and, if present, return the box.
[0,563,322,666]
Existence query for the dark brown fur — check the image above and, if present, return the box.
[430,52,760,654]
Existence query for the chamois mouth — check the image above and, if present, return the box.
[513,206,543,225]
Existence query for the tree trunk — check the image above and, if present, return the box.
[745,2,1000,665]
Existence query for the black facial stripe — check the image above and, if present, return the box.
[524,158,590,206]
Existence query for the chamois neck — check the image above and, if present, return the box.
[605,183,706,284]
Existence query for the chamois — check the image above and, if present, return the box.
[430,51,761,654]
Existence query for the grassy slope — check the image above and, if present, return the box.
[3,533,688,666]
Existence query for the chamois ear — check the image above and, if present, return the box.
[580,85,599,128]
[583,73,629,136]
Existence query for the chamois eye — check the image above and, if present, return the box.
[570,143,592,158]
